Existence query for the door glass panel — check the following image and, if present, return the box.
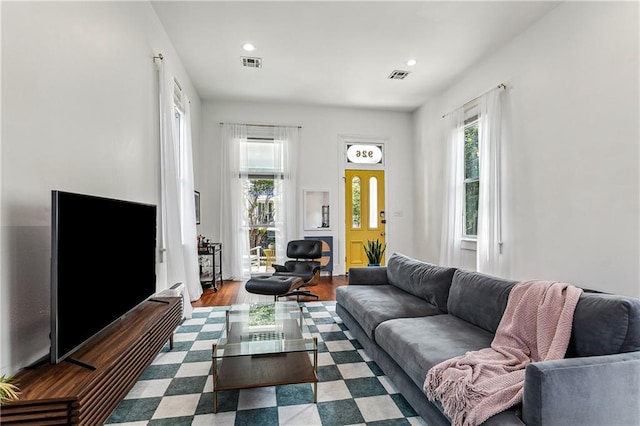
[246,178,277,273]
[369,177,378,229]
[351,177,361,229]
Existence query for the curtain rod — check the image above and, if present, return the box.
[219,122,302,129]
[441,83,506,119]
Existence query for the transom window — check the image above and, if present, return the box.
[241,139,282,174]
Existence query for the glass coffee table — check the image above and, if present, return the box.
[212,301,318,413]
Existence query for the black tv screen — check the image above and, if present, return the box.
[50,190,157,364]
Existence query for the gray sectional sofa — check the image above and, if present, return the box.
[335,252,640,426]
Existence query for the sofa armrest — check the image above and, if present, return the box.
[523,351,640,426]
[347,266,389,285]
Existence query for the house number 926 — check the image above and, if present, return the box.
[356,150,374,158]
[346,144,383,164]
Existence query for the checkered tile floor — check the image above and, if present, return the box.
[105,301,426,425]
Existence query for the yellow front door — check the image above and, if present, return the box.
[345,170,385,270]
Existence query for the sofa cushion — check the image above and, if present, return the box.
[386,253,456,312]
[447,269,518,334]
[568,292,640,357]
[348,266,389,286]
[335,285,442,341]
[375,315,494,389]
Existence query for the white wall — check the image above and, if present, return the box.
[1,2,201,374]
[414,1,639,297]
[200,100,414,276]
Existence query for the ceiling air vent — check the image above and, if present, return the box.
[388,70,410,80]
[242,56,262,68]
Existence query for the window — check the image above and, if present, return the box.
[441,87,504,267]
[246,178,275,249]
[346,144,383,165]
[241,139,282,175]
[351,176,361,228]
[172,77,188,188]
[172,79,188,214]
[369,177,378,228]
[241,135,281,264]
[463,114,479,238]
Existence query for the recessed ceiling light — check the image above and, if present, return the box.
[242,43,256,52]
[406,59,417,67]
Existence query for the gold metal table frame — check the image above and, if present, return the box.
[212,302,318,413]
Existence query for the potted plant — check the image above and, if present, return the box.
[0,374,20,404]
[363,239,386,266]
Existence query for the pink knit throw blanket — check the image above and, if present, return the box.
[423,280,583,426]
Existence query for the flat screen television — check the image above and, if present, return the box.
[50,190,157,365]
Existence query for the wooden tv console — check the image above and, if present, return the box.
[0,296,182,425]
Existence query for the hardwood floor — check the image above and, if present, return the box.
[191,275,348,307]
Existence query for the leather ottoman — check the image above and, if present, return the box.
[245,275,305,301]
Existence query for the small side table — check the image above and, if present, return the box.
[199,243,222,291]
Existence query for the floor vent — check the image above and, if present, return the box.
[242,57,262,68]
[388,70,410,80]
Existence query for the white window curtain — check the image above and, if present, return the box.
[177,98,202,307]
[439,107,465,267]
[158,59,201,318]
[477,88,503,275]
[220,124,299,279]
[220,124,251,279]
[273,126,299,264]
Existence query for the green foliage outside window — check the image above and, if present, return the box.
[247,179,275,248]
[464,123,479,237]
[465,181,479,236]
[464,125,479,180]
[352,177,361,228]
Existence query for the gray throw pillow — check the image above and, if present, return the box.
[447,269,517,333]
[386,253,456,312]
[568,292,640,357]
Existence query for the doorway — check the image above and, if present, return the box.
[344,170,386,270]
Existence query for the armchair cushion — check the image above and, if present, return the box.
[272,264,289,273]
[271,239,323,289]
[287,239,322,259]
[274,260,320,282]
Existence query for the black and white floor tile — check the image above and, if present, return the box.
[105,301,426,425]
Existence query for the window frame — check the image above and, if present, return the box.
[242,135,282,253]
[172,76,185,173]
[462,105,480,243]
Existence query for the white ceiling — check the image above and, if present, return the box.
[151,1,560,112]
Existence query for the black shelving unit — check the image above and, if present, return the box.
[199,243,222,291]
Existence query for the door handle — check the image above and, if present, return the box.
[380,232,385,237]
